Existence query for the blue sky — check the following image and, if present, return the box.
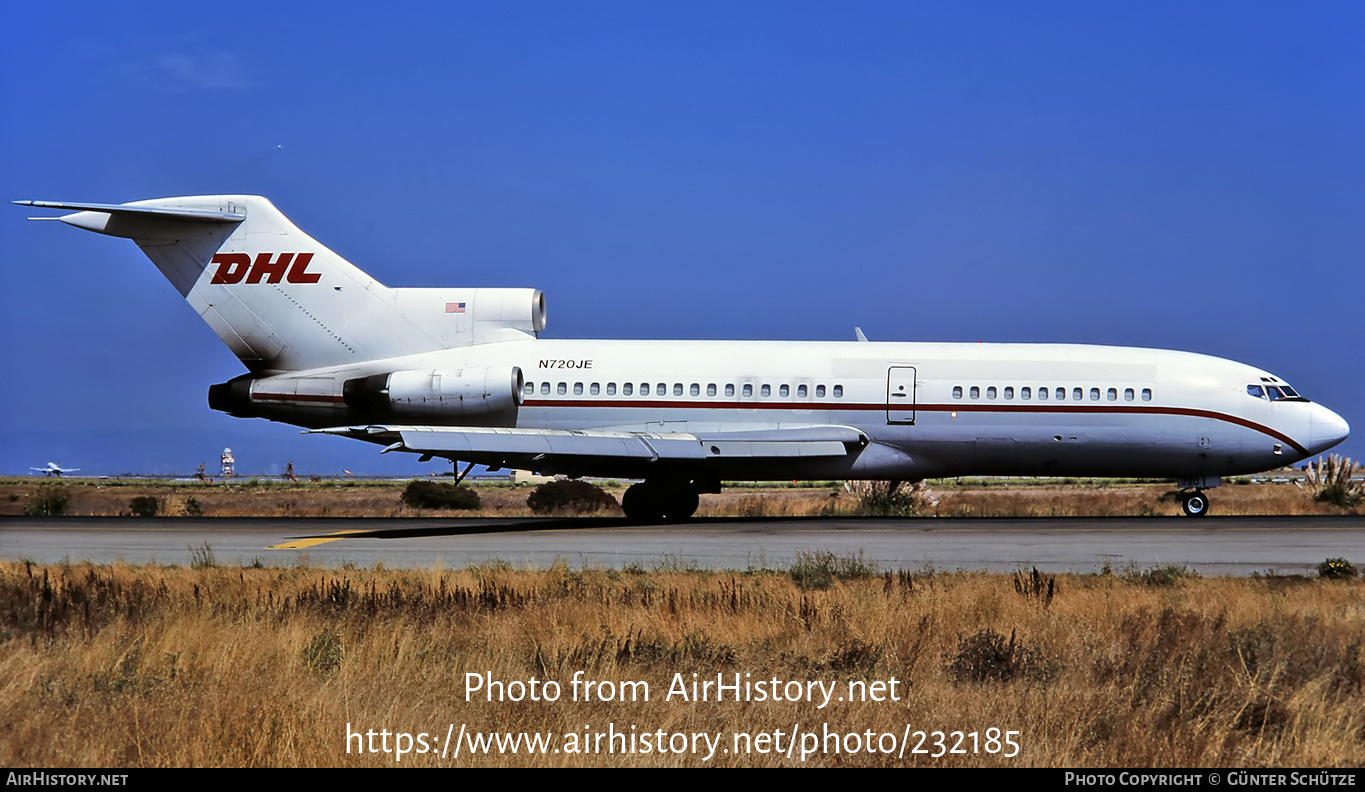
[2,1,1361,476]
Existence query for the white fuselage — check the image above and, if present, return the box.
[243,336,1349,482]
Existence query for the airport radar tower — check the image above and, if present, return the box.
[220,447,235,478]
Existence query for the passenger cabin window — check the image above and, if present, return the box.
[623,383,633,396]
[1073,388,1083,401]
[525,382,534,396]
[673,383,683,396]
[590,383,600,395]
[760,384,771,397]
[657,383,666,395]
[1038,387,1048,401]
[1107,388,1117,401]
[1124,388,1134,401]
[1004,387,1014,400]
[1056,387,1066,401]
[833,385,844,398]
[640,383,650,396]
[707,384,716,396]
[1141,388,1152,401]
[953,386,963,399]
[558,382,567,395]
[607,383,617,396]
[987,386,997,399]
[725,384,735,397]
[574,383,583,395]
[1021,387,1031,400]
[779,384,789,397]
[816,385,826,398]
[970,386,980,399]
[540,382,550,396]
[690,383,699,396]
[743,384,753,397]
[1089,388,1100,401]
[797,384,807,397]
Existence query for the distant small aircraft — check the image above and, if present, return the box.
[31,462,80,477]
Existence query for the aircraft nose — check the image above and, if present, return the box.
[1306,403,1351,455]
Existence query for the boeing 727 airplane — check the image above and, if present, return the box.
[17,195,1350,520]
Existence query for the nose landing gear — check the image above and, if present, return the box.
[1180,489,1210,517]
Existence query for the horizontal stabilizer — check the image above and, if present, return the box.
[14,200,245,223]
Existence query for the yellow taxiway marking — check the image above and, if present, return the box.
[268,528,374,550]
[268,537,345,550]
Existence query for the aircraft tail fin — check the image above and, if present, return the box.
[19,196,545,373]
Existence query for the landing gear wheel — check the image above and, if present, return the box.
[622,482,665,523]
[1181,490,1210,517]
[661,488,699,521]
[621,481,699,523]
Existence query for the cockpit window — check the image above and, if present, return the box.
[1251,380,1307,401]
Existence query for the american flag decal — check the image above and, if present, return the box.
[445,302,466,313]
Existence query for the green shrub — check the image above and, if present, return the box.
[184,497,203,517]
[189,542,216,569]
[946,628,1057,684]
[400,480,482,510]
[1014,567,1057,607]
[1317,557,1357,580]
[22,487,68,516]
[1126,563,1200,587]
[302,629,344,676]
[526,479,618,514]
[1304,455,1363,508]
[789,550,878,590]
[846,480,937,517]
[129,496,160,517]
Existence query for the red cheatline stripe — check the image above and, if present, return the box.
[520,399,1308,455]
[251,392,346,403]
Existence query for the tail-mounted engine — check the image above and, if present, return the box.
[396,288,547,346]
[209,366,524,426]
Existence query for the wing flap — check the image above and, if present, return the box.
[395,428,704,460]
[703,440,849,458]
[307,424,864,473]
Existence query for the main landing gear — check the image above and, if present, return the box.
[621,480,702,523]
[1180,489,1210,517]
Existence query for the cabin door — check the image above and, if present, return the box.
[886,366,917,424]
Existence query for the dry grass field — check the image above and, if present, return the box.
[2,558,1362,767]
[1,476,1355,519]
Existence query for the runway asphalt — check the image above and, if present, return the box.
[3,514,1364,575]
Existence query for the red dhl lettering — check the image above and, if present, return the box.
[246,252,292,283]
[210,253,320,285]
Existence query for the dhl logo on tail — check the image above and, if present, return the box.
[210,253,321,285]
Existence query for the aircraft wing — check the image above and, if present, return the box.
[307,424,867,477]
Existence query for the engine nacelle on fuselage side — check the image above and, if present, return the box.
[343,367,524,420]
[208,365,524,427]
